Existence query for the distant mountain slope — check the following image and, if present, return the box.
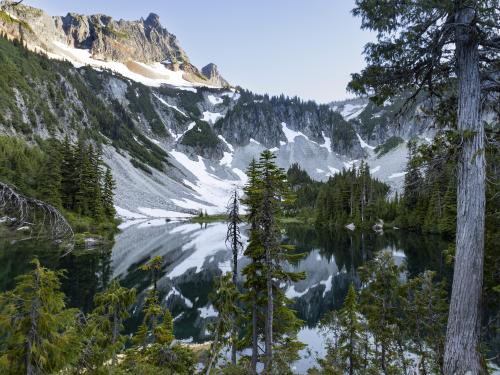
[0,3,437,219]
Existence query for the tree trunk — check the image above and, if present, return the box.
[205,329,220,375]
[111,312,119,366]
[251,294,258,373]
[444,6,485,375]
[231,221,238,365]
[26,271,41,375]
[264,249,273,373]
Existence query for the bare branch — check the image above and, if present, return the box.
[0,181,74,248]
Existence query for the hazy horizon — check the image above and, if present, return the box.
[24,0,375,103]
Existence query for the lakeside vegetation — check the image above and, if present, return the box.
[0,135,118,239]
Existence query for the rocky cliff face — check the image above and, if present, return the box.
[201,63,229,87]
[214,92,366,158]
[0,2,214,85]
[330,97,436,146]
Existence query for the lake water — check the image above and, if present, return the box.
[0,220,450,372]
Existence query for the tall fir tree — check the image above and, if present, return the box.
[0,259,80,375]
[226,189,242,365]
[205,273,240,374]
[39,139,62,208]
[241,151,306,373]
[241,158,265,372]
[320,284,371,375]
[89,145,104,221]
[358,252,405,374]
[102,167,116,219]
[92,280,136,366]
[60,135,77,210]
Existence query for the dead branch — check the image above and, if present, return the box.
[0,181,74,247]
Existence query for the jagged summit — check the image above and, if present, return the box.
[0,1,229,87]
[144,12,161,27]
[202,63,229,87]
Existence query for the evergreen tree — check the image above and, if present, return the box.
[226,190,242,365]
[0,259,80,375]
[404,271,448,375]
[438,181,456,237]
[89,145,104,220]
[74,140,95,217]
[139,256,163,292]
[125,258,193,375]
[241,158,264,372]
[348,2,498,370]
[403,140,422,211]
[205,273,240,374]
[320,284,370,375]
[92,280,136,366]
[102,167,116,219]
[133,291,174,348]
[135,257,174,348]
[241,151,306,373]
[358,252,405,374]
[39,139,62,208]
[60,135,77,210]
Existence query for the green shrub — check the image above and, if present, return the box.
[374,136,404,157]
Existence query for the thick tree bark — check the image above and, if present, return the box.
[444,6,486,375]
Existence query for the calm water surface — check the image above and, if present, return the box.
[0,220,450,372]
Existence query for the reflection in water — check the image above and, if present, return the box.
[0,221,450,371]
[110,221,448,344]
[0,237,112,313]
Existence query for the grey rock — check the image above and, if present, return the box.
[201,63,229,87]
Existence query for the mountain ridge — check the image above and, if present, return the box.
[0,2,435,218]
[0,1,229,87]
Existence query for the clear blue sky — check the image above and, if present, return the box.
[25,0,374,103]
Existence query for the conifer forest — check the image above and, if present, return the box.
[0,0,498,374]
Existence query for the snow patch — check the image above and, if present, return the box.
[249,138,261,145]
[50,41,200,90]
[388,172,407,179]
[321,131,332,152]
[115,206,148,219]
[153,94,188,117]
[327,166,340,176]
[340,103,368,120]
[286,285,309,299]
[281,122,307,143]
[199,304,217,318]
[165,287,194,308]
[137,207,192,218]
[356,133,375,150]
[169,151,243,213]
[201,111,223,124]
[207,94,223,105]
[320,275,333,297]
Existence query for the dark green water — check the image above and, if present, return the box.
[0,222,450,332]
[0,221,452,371]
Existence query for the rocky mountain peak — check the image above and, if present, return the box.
[145,12,161,28]
[202,63,229,87]
[0,2,228,87]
